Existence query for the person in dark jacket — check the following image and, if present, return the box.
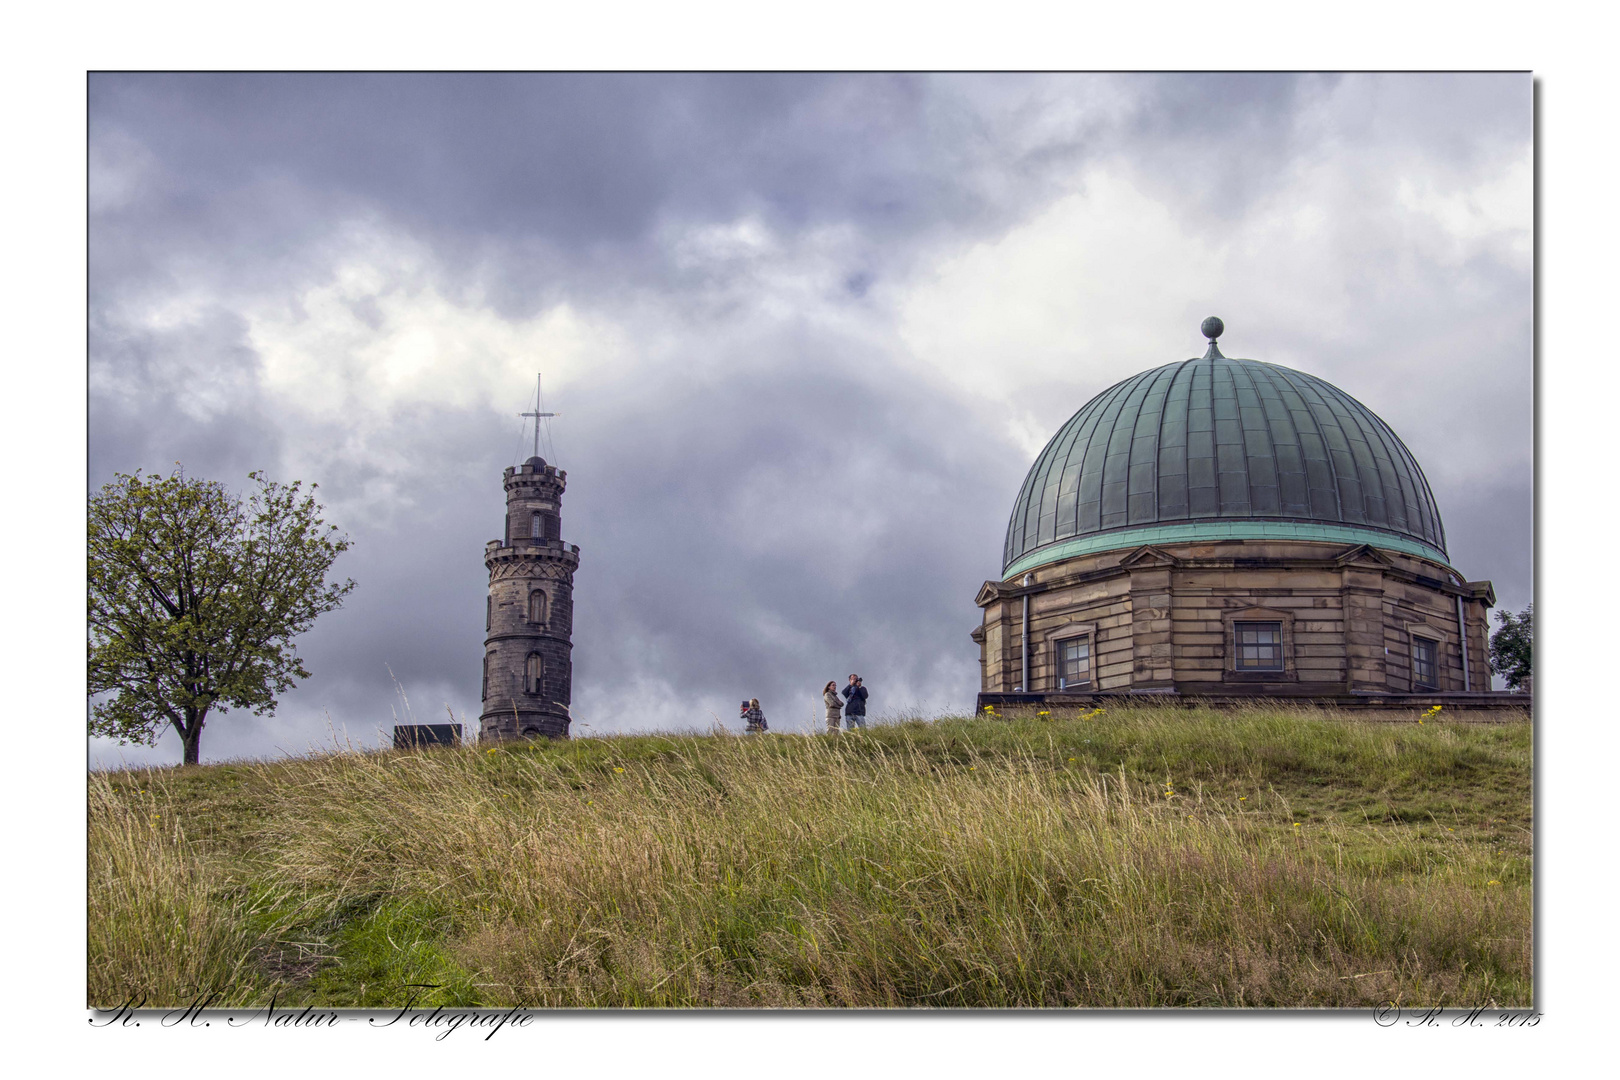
[742,698,767,733]
[841,674,868,730]
[822,681,842,733]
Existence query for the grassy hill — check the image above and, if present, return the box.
[89,705,1531,1009]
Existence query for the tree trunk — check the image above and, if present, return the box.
[180,708,206,766]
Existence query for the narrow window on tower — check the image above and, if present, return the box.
[1055,635,1091,690]
[532,512,543,539]
[529,590,546,624]
[1412,637,1438,689]
[481,653,491,701]
[486,595,492,631]
[526,653,544,696]
[1234,621,1284,671]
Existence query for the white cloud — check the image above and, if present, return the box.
[247,233,627,424]
[896,134,1532,483]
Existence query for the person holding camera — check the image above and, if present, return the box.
[841,674,868,730]
[741,698,767,733]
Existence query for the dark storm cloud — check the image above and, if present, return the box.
[1109,72,1531,235]
[87,73,1532,765]
[90,72,1361,307]
[90,73,1072,307]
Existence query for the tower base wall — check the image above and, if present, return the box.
[480,708,570,741]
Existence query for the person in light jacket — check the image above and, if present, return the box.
[841,674,868,730]
[822,681,843,733]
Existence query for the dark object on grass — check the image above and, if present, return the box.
[394,724,463,750]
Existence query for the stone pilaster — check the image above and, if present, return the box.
[1128,565,1175,689]
[1341,565,1387,692]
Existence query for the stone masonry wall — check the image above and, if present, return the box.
[976,539,1492,698]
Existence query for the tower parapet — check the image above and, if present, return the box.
[480,455,579,740]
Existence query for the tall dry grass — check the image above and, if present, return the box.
[89,710,1532,1008]
[88,774,273,1005]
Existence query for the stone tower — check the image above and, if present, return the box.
[480,456,579,740]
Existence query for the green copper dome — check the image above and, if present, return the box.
[1003,324,1448,578]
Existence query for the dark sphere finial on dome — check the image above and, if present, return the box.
[1201,316,1224,341]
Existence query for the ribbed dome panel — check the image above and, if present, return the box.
[1003,355,1447,573]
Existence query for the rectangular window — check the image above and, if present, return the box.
[1413,637,1438,689]
[1056,635,1091,690]
[1234,621,1284,671]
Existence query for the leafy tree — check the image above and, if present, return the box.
[1489,603,1533,692]
[88,468,355,765]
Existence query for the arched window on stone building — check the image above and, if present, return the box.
[529,590,546,624]
[526,653,544,696]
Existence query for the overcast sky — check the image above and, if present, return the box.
[87,72,1532,766]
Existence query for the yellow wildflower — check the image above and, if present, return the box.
[614,767,624,773]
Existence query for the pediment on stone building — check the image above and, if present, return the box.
[1333,543,1396,569]
[974,580,1002,607]
[1118,544,1180,569]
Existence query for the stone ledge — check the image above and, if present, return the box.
[976,690,1532,716]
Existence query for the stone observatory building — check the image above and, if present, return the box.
[480,456,579,740]
[973,317,1514,710]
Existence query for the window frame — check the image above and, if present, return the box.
[528,589,547,625]
[1233,620,1286,672]
[1220,606,1297,683]
[525,652,544,696]
[1411,635,1439,690]
[1030,618,1101,693]
[1401,619,1454,692]
[1053,633,1093,691]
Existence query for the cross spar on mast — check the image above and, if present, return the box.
[519,373,558,460]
